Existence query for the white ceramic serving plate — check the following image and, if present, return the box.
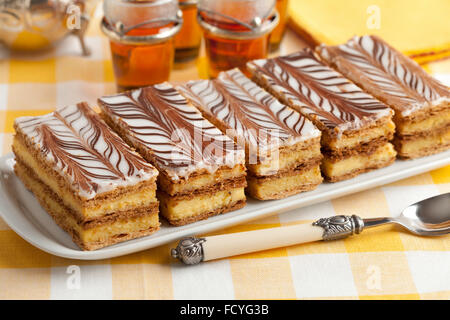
[0,151,449,260]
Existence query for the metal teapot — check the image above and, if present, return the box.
[0,0,99,55]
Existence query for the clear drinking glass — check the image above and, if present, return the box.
[174,0,202,62]
[197,0,278,78]
[269,0,289,52]
[102,0,182,91]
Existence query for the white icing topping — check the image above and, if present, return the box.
[319,35,450,116]
[248,49,393,134]
[99,83,245,181]
[177,69,320,157]
[15,103,157,199]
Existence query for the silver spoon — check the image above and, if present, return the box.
[364,192,450,236]
[172,193,450,265]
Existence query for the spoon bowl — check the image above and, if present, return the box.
[364,193,450,236]
[398,193,450,236]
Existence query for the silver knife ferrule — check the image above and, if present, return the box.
[171,237,206,265]
[313,215,364,241]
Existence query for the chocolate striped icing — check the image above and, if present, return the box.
[248,48,393,133]
[318,35,450,116]
[14,102,157,199]
[177,68,320,156]
[98,83,245,181]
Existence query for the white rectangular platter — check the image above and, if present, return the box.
[0,150,449,260]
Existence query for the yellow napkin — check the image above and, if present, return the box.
[288,0,450,63]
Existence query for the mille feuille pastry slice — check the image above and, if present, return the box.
[317,35,450,159]
[176,68,323,200]
[98,83,247,226]
[12,102,160,251]
[247,48,397,182]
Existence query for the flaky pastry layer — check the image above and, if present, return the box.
[14,161,159,250]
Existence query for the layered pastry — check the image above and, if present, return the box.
[12,102,160,250]
[248,49,396,182]
[176,68,322,200]
[318,35,450,159]
[98,83,247,226]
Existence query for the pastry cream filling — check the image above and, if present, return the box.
[80,214,159,243]
[158,165,245,195]
[321,143,396,178]
[13,137,157,219]
[396,109,450,135]
[396,128,450,156]
[15,162,159,245]
[322,120,395,150]
[158,188,245,221]
[248,144,321,176]
[247,165,322,199]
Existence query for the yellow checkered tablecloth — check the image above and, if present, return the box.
[0,9,449,300]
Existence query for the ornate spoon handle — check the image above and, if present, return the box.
[172,215,365,265]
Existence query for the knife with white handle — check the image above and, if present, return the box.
[171,215,364,265]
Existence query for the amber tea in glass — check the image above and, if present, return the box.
[198,0,278,78]
[269,0,288,52]
[102,0,181,91]
[174,0,202,62]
